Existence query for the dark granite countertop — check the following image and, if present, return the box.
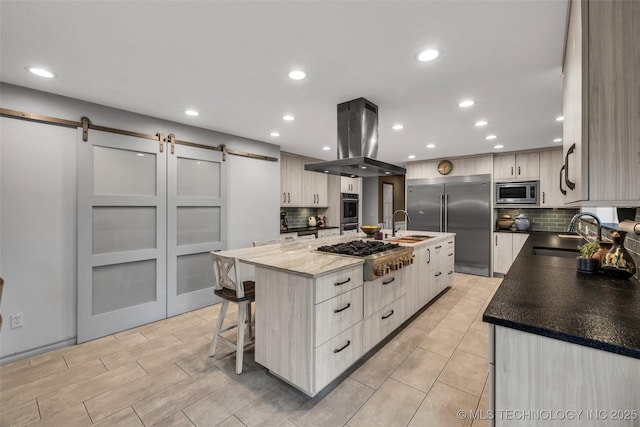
[281,226,339,234]
[483,231,640,359]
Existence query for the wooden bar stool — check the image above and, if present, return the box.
[209,252,255,374]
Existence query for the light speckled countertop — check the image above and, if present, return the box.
[218,230,455,278]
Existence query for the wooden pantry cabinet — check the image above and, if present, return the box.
[562,0,640,205]
[493,152,539,181]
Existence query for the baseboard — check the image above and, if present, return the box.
[0,338,76,366]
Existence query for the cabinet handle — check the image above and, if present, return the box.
[333,302,351,313]
[382,277,395,285]
[542,192,546,204]
[495,235,498,246]
[448,240,454,244]
[518,166,521,175]
[283,192,286,203]
[559,164,567,195]
[287,192,290,203]
[511,166,514,176]
[448,253,453,256]
[333,340,351,353]
[564,143,576,190]
[427,248,431,264]
[448,270,453,274]
[334,277,351,287]
[381,310,395,320]
[435,245,442,249]
[435,272,442,277]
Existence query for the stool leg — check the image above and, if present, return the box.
[209,300,229,357]
[247,302,253,338]
[235,302,247,374]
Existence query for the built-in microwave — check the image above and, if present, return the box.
[495,181,539,205]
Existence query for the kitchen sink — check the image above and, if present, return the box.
[532,247,579,258]
[388,235,435,244]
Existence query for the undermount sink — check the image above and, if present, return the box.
[532,247,579,258]
[388,235,435,244]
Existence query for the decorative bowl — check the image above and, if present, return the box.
[497,214,514,230]
[360,225,381,237]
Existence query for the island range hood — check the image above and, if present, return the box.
[304,97,406,178]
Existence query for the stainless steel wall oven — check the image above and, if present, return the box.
[340,192,359,233]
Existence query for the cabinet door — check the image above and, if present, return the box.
[539,150,565,207]
[515,152,539,180]
[493,154,516,180]
[281,154,303,206]
[493,233,513,275]
[341,177,360,193]
[512,234,529,261]
[562,0,586,203]
[313,167,328,206]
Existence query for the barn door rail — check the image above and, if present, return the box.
[0,107,278,162]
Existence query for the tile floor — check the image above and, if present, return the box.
[0,273,501,427]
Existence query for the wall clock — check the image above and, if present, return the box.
[437,160,453,175]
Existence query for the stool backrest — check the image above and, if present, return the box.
[210,252,246,298]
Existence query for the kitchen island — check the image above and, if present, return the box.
[483,232,640,427]
[219,230,455,396]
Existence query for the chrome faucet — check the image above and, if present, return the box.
[391,210,411,237]
[567,212,602,241]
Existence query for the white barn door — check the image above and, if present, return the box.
[77,130,167,342]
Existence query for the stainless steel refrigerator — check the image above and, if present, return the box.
[407,175,492,276]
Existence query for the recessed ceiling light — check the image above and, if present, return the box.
[426,143,436,149]
[556,116,564,121]
[288,70,306,80]
[270,131,280,137]
[417,49,440,62]
[408,155,416,159]
[27,67,55,78]
[360,166,367,170]
[392,124,404,130]
[322,146,331,151]
[494,144,504,149]
[553,138,562,143]
[475,120,488,127]
[458,99,475,108]
[485,134,497,140]
[282,114,295,121]
[184,110,199,116]
[385,171,391,175]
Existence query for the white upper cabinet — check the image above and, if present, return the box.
[562,0,640,205]
[539,149,565,207]
[341,177,360,194]
[281,153,329,207]
[406,156,492,180]
[493,153,539,181]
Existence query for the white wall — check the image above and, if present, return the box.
[0,83,280,362]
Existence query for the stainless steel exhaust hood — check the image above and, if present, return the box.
[304,98,406,177]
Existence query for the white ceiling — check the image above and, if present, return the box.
[1,0,568,166]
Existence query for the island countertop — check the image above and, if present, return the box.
[483,231,640,359]
[218,230,454,278]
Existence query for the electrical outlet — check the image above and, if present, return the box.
[10,313,24,329]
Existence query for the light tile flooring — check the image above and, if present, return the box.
[0,273,501,427]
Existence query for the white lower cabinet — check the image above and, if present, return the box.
[317,228,340,238]
[315,286,363,346]
[493,232,529,275]
[362,295,407,353]
[315,322,362,392]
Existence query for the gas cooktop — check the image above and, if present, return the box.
[316,240,401,257]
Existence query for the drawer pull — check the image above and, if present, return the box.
[333,340,351,353]
[448,253,453,256]
[333,303,351,313]
[448,270,453,274]
[435,245,442,249]
[382,277,395,285]
[334,277,351,287]
[448,240,454,244]
[435,272,442,277]
[382,310,395,320]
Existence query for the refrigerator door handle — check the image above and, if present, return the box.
[444,194,449,232]
[439,194,444,232]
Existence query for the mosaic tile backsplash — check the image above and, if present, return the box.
[496,208,581,232]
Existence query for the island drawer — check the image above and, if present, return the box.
[362,294,407,353]
[315,286,363,347]
[314,265,363,304]
[314,322,363,393]
[363,269,406,317]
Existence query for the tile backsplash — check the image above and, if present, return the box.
[496,208,581,232]
[281,207,319,229]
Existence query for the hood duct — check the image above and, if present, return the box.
[304,97,406,177]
